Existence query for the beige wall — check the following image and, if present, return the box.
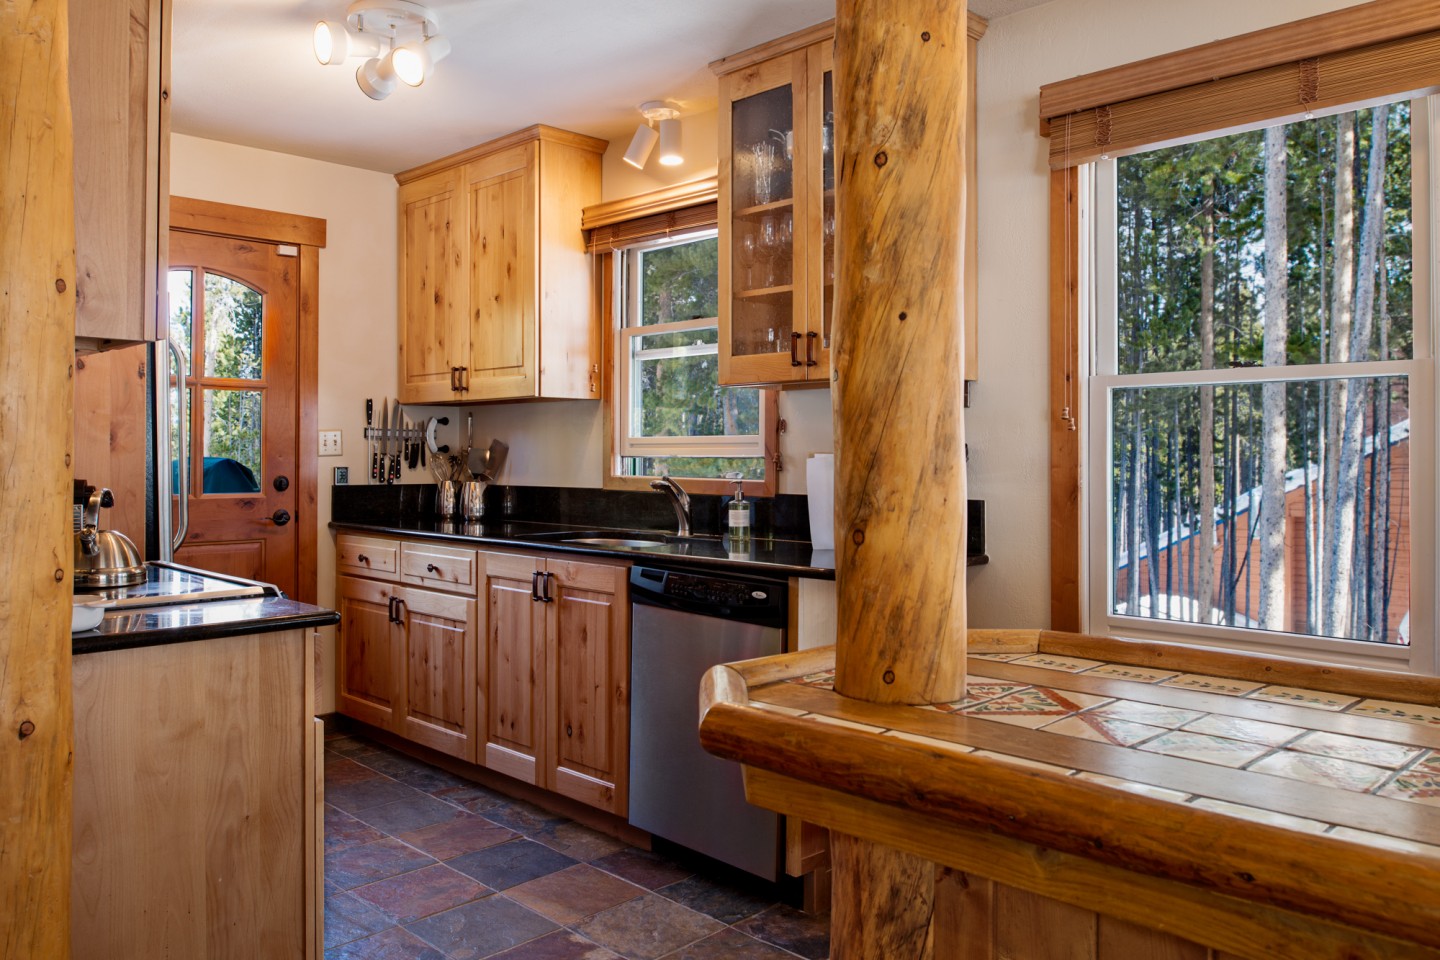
[965,0,1366,630]
[170,134,417,713]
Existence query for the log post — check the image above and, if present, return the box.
[1,0,76,955]
[832,0,968,706]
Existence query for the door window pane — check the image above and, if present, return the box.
[203,274,264,380]
[1108,377,1410,645]
[202,388,263,493]
[168,269,193,375]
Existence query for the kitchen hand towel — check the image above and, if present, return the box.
[806,453,835,550]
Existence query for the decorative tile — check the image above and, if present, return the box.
[960,687,1111,728]
[807,714,885,733]
[1376,753,1440,806]
[1042,713,1168,747]
[1086,663,1180,683]
[352,794,467,836]
[1072,772,1189,802]
[1326,826,1440,857]
[326,757,386,787]
[1012,653,1106,673]
[1137,731,1271,768]
[1349,699,1440,728]
[749,700,805,717]
[325,837,437,891]
[925,679,1030,713]
[325,892,394,949]
[1159,674,1266,697]
[1249,685,1360,712]
[397,815,517,861]
[1247,751,1389,793]
[506,864,644,925]
[447,839,578,890]
[1289,731,1423,769]
[790,670,835,689]
[326,804,386,853]
[351,863,489,924]
[1181,714,1305,747]
[972,750,1075,775]
[404,895,558,960]
[969,652,1029,662]
[326,778,425,815]
[881,729,973,752]
[1187,797,1330,834]
[571,893,725,960]
[1088,699,1204,729]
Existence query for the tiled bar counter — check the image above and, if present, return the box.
[700,630,1440,960]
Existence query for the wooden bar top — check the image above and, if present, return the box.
[699,629,1440,957]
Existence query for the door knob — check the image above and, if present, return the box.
[270,509,292,526]
[273,475,290,491]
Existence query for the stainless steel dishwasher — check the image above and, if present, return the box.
[628,564,786,880]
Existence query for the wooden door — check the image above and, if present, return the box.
[544,558,630,814]
[397,167,467,403]
[480,552,546,784]
[336,575,401,730]
[396,585,477,761]
[463,145,537,400]
[168,229,299,596]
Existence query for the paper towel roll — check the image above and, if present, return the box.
[807,454,835,550]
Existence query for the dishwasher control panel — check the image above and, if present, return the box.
[630,565,787,628]
[664,572,770,606]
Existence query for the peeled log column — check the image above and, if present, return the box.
[832,0,968,706]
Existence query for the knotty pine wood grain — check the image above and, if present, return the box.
[831,0,968,706]
[1,0,75,954]
[830,833,935,960]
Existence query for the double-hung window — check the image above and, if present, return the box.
[612,230,770,486]
[1085,96,1435,671]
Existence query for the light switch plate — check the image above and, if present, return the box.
[319,430,342,456]
[334,466,349,485]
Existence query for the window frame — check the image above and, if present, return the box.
[1079,96,1438,675]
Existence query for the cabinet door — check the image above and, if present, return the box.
[719,50,809,386]
[398,167,468,403]
[802,41,834,378]
[480,552,546,783]
[70,0,168,346]
[463,146,537,400]
[544,558,629,815]
[396,585,477,761]
[336,576,401,730]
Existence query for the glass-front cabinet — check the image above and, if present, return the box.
[716,34,834,386]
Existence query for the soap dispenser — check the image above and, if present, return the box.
[725,474,752,545]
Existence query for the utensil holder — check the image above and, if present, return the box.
[436,480,458,518]
[460,481,485,520]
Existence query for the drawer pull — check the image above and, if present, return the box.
[426,563,440,574]
[357,553,369,564]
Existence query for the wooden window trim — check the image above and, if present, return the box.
[1049,168,1081,631]
[1039,0,1440,169]
[170,196,325,604]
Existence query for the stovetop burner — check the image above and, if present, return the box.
[94,561,279,609]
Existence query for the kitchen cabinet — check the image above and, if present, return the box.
[72,628,320,958]
[395,125,606,404]
[481,551,630,816]
[336,537,479,761]
[69,0,170,348]
[712,19,983,386]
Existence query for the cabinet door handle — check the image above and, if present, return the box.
[806,330,818,366]
[393,597,407,622]
[450,367,460,392]
[531,571,543,602]
[543,571,556,603]
[461,367,470,391]
[426,563,439,574]
[387,595,397,623]
[789,331,802,367]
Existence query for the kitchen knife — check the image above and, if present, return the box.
[409,415,420,470]
[391,400,402,482]
[380,399,390,485]
[367,398,377,482]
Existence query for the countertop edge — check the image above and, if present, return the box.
[73,605,340,656]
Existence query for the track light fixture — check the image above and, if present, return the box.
[624,101,683,170]
[312,0,451,101]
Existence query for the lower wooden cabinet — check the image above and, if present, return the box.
[336,534,629,815]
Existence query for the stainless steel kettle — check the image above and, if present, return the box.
[74,487,145,588]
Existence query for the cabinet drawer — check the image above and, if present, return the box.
[401,542,477,592]
[336,534,399,580]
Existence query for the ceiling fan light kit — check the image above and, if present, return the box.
[624,101,683,170]
[312,0,450,101]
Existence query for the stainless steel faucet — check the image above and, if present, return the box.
[650,476,691,537]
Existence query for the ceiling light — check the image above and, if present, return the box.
[393,33,451,86]
[626,102,682,171]
[357,55,398,100]
[313,19,381,65]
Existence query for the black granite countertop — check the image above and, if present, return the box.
[330,518,838,580]
[73,595,340,655]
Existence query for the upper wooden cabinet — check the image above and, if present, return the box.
[70,0,170,349]
[395,126,607,404]
[712,19,983,386]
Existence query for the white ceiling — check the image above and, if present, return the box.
[171,0,1050,174]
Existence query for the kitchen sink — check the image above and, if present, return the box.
[516,529,717,553]
[564,536,671,549]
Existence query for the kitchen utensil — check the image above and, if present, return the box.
[460,480,485,520]
[74,487,146,587]
[409,415,420,470]
[391,399,402,482]
[479,438,509,483]
[72,594,107,633]
[436,480,458,518]
[380,399,390,484]
[367,398,377,481]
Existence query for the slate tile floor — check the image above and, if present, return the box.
[324,732,830,960]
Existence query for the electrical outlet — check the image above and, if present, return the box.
[319,430,342,456]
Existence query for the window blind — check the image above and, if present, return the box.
[582,177,718,252]
[1040,0,1440,169]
